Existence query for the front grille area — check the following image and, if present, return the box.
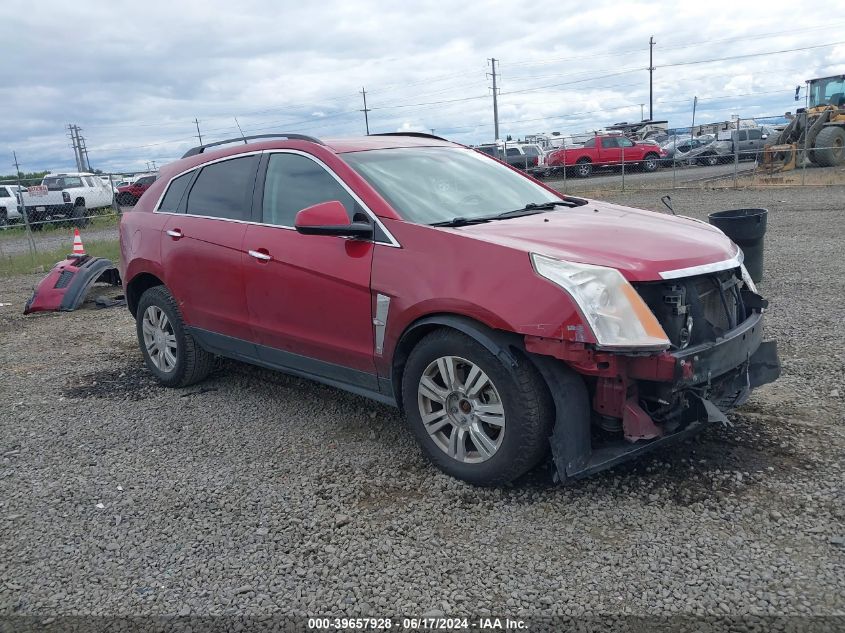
[635,269,745,349]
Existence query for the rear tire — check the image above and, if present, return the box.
[72,201,89,228]
[575,159,592,178]
[401,329,553,485]
[813,127,845,167]
[700,154,719,167]
[135,285,214,388]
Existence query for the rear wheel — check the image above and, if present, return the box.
[813,126,845,167]
[72,201,89,228]
[574,159,592,178]
[401,329,553,485]
[136,285,214,388]
[699,153,719,167]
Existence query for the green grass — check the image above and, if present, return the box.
[0,239,120,277]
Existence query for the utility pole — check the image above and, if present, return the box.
[648,36,655,121]
[487,58,500,141]
[360,87,371,135]
[78,133,91,171]
[194,118,203,145]
[12,151,36,253]
[690,96,698,138]
[68,125,84,171]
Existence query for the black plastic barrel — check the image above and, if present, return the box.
[708,208,768,283]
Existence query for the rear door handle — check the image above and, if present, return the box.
[166,229,183,239]
[248,249,272,262]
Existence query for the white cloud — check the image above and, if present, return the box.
[1,0,844,172]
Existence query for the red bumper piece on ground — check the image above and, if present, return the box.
[23,256,120,314]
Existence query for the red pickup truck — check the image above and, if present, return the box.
[547,135,667,178]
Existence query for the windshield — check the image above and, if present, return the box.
[43,176,83,190]
[809,76,845,108]
[343,147,561,225]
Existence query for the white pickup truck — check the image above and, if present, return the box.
[21,172,114,229]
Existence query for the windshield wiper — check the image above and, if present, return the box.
[429,216,494,227]
[497,201,577,218]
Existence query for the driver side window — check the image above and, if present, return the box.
[262,153,357,227]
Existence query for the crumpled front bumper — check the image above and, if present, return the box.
[527,311,781,481]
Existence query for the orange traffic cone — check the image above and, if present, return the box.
[72,228,85,257]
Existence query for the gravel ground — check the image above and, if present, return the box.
[0,185,843,629]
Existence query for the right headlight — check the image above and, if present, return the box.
[531,253,670,351]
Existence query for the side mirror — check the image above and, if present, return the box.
[294,200,373,239]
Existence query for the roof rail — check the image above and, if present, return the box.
[370,132,450,142]
[181,133,324,158]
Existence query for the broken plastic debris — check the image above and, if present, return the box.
[95,503,105,509]
[117,485,123,491]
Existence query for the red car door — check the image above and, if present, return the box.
[242,151,377,386]
[600,136,622,165]
[159,155,260,345]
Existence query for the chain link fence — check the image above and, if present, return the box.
[0,170,156,258]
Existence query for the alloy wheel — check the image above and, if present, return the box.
[141,305,178,373]
[417,355,505,463]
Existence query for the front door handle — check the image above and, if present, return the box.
[166,229,183,239]
[248,249,272,262]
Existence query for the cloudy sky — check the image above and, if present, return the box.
[2,0,844,173]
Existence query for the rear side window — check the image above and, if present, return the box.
[0,187,9,198]
[158,172,194,213]
[261,153,356,227]
[522,146,540,156]
[582,138,596,148]
[601,137,616,148]
[747,129,762,140]
[506,148,521,156]
[186,156,259,221]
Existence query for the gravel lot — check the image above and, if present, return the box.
[1,185,843,629]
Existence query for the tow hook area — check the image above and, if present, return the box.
[623,398,661,441]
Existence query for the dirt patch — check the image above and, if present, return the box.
[62,362,157,401]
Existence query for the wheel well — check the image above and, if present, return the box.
[644,151,659,158]
[126,272,164,317]
[391,314,535,414]
[576,157,591,163]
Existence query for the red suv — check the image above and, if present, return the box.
[119,133,779,485]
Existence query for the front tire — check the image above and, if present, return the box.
[401,329,553,485]
[641,153,659,172]
[135,285,214,388]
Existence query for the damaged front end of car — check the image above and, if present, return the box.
[525,257,780,480]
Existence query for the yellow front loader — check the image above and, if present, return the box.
[761,74,845,173]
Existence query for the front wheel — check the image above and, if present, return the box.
[699,154,719,167]
[401,329,553,485]
[136,285,214,387]
[641,154,659,172]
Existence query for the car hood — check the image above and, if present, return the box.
[448,199,739,282]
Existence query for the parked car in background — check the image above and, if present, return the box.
[20,172,113,229]
[474,143,548,176]
[546,134,667,177]
[0,184,23,226]
[116,174,157,206]
[661,135,719,165]
[711,128,768,162]
[120,132,779,485]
